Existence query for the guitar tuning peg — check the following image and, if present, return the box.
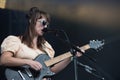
[102,39,105,42]
[102,39,105,43]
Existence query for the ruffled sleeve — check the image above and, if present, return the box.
[43,41,55,58]
[1,35,21,55]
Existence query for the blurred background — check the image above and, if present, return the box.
[0,0,120,80]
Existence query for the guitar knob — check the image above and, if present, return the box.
[47,71,50,74]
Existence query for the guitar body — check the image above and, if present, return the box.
[5,54,55,80]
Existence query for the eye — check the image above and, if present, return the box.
[42,20,47,26]
[38,19,48,27]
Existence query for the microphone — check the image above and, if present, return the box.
[42,28,62,33]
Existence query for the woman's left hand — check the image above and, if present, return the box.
[75,46,85,57]
[75,52,82,57]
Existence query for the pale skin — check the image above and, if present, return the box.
[0,15,83,79]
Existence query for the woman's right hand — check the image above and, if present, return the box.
[26,60,42,71]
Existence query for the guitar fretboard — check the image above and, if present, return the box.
[45,52,72,67]
[45,44,90,67]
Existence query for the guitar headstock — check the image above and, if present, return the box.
[89,40,105,50]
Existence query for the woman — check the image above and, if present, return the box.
[0,7,82,80]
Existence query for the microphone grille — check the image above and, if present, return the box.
[42,28,48,32]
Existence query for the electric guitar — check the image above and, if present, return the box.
[5,40,104,80]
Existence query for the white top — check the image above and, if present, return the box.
[1,35,55,59]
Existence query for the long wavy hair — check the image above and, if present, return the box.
[21,7,50,51]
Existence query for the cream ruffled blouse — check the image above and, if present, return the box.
[1,35,55,59]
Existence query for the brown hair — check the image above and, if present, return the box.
[21,7,50,51]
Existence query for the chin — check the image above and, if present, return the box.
[38,33,44,36]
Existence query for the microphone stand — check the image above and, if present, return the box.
[47,29,79,80]
[73,55,78,80]
[54,29,80,80]
[51,29,103,80]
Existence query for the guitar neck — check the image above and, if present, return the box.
[45,44,90,67]
[79,44,90,52]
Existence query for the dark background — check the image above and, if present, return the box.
[0,0,120,80]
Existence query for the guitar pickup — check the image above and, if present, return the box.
[18,70,26,80]
[25,68,33,77]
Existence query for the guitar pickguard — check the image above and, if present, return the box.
[5,54,55,80]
